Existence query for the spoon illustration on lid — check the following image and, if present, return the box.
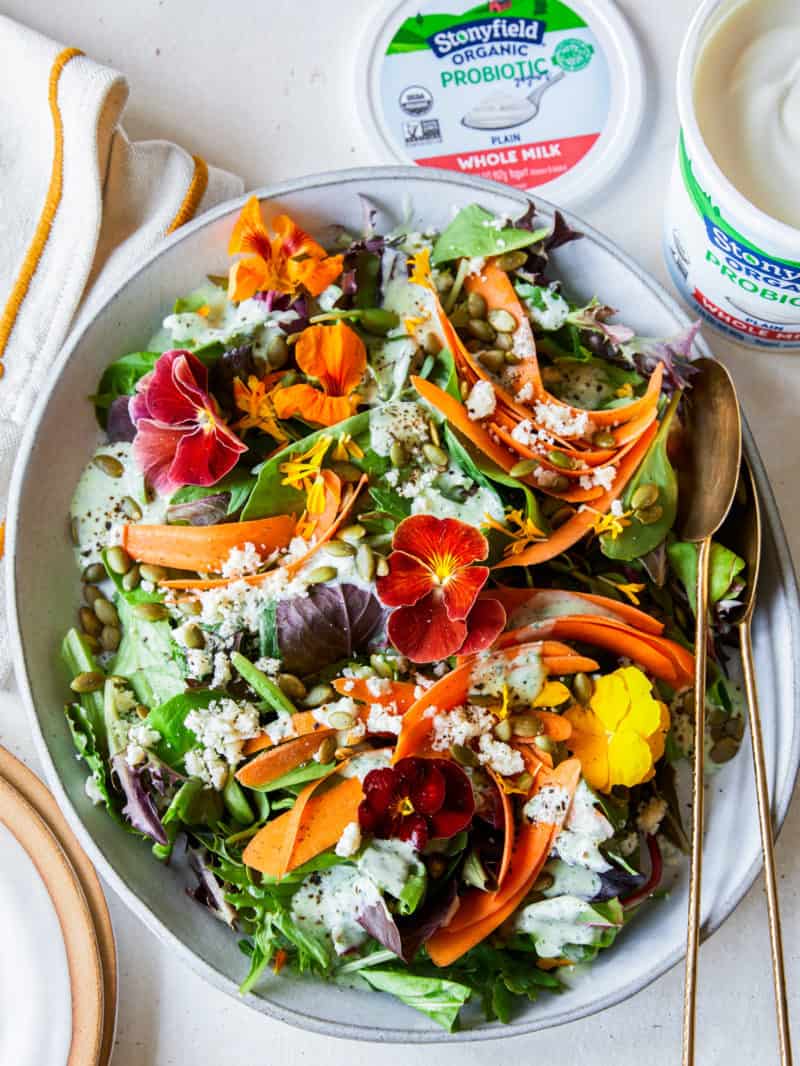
[461,70,565,130]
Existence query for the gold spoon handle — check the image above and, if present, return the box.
[682,535,711,1066]
[739,620,794,1066]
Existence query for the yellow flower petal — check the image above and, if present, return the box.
[607,729,654,788]
[533,681,571,708]
[590,672,630,731]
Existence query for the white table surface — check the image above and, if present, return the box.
[1,0,799,1062]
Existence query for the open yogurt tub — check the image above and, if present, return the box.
[665,0,800,349]
[8,168,800,1041]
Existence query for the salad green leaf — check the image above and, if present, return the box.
[359,969,471,1030]
[668,539,747,614]
[111,596,185,707]
[431,205,548,266]
[145,689,222,768]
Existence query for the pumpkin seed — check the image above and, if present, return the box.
[493,718,513,742]
[467,318,495,343]
[328,710,355,730]
[477,349,505,373]
[724,716,745,741]
[573,672,594,704]
[340,523,366,544]
[487,308,517,334]
[70,517,80,545]
[178,598,201,616]
[139,563,168,583]
[631,483,660,510]
[434,270,454,293]
[514,771,535,793]
[356,543,376,582]
[370,654,393,679]
[317,736,337,764]
[82,562,106,583]
[449,304,470,329]
[376,556,390,577]
[423,331,442,356]
[708,708,727,728]
[533,871,555,892]
[329,461,362,482]
[276,674,306,701]
[71,671,105,693]
[533,735,555,754]
[92,453,124,478]
[122,565,141,591]
[428,419,441,447]
[143,480,156,503]
[100,625,121,652]
[325,539,356,557]
[267,334,289,369]
[509,458,540,478]
[593,430,617,449]
[467,291,487,319]
[390,441,407,467]
[548,450,576,470]
[422,443,449,469]
[450,743,479,767]
[79,607,102,637]
[302,683,334,708]
[493,331,513,351]
[183,623,206,650]
[307,565,337,585]
[121,496,143,521]
[710,737,739,764]
[460,379,470,400]
[550,475,571,494]
[106,546,132,575]
[83,583,102,606]
[503,351,521,365]
[636,503,664,525]
[82,634,101,653]
[136,704,149,719]
[494,249,528,271]
[133,602,168,621]
[93,598,119,627]
[511,714,544,738]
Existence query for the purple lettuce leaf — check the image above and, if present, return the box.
[593,864,646,902]
[167,492,232,526]
[397,878,459,963]
[568,301,635,345]
[187,847,237,927]
[545,209,583,252]
[622,321,702,391]
[107,396,137,443]
[356,898,404,958]
[209,343,258,413]
[276,582,385,676]
[111,754,169,845]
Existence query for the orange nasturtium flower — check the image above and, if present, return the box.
[227,196,343,303]
[272,321,366,427]
[564,666,670,793]
[232,375,289,442]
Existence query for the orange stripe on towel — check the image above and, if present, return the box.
[166,154,209,234]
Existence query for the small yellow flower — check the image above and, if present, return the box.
[589,506,633,541]
[483,509,546,557]
[599,577,646,606]
[332,432,364,463]
[196,304,211,318]
[615,382,634,398]
[409,248,433,288]
[533,681,572,708]
[279,435,332,493]
[233,376,289,442]
[564,666,670,793]
[491,684,510,721]
[404,315,428,339]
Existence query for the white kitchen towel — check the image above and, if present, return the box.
[0,16,244,683]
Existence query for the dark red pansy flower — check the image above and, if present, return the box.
[375,514,506,663]
[358,757,475,851]
[130,349,247,494]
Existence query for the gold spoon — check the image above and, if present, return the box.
[678,357,742,1066]
[720,458,793,1065]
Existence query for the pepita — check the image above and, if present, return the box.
[511,714,544,738]
[477,349,505,373]
[422,443,449,469]
[494,250,528,271]
[493,331,513,351]
[139,563,168,583]
[325,539,356,557]
[636,503,664,526]
[460,379,470,400]
[83,583,102,606]
[356,543,376,582]
[106,546,132,575]
[631,483,660,510]
[340,523,366,544]
[307,565,337,585]
[533,871,555,892]
[133,602,169,621]
[317,736,337,764]
[550,475,571,495]
[178,598,201,616]
[548,450,576,470]
[360,308,400,336]
[466,291,487,319]
[573,672,594,704]
[450,743,479,767]
[710,737,739,764]
[70,671,105,693]
[592,430,617,449]
[533,735,555,754]
[428,419,441,447]
[423,332,442,356]
[303,683,334,708]
[136,704,149,719]
[93,598,119,627]
[70,517,80,545]
[724,716,745,741]
[278,674,307,700]
[376,556,390,577]
[503,351,521,365]
[122,565,141,591]
[467,318,495,343]
[328,710,355,730]
[390,441,407,468]
[92,453,124,478]
[513,771,535,793]
[82,562,106,583]
[79,606,102,637]
[121,496,143,521]
[370,654,393,679]
[509,458,540,478]
[487,308,517,333]
[183,623,206,650]
[267,334,289,369]
[100,625,121,652]
[493,719,513,742]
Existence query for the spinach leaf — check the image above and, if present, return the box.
[92,351,159,422]
[369,484,410,521]
[354,252,380,309]
[65,701,125,824]
[259,601,280,661]
[421,345,461,400]
[667,539,746,615]
[601,393,680,562]
[242,410,371,520]
[170,468,256,517]
[111,596,185,707]
[248,760,336,794]
[223,775,255,825]
[231,652,297,715]
[358,969,471,1030]
[431,205,548,265]
[145,689,222,768]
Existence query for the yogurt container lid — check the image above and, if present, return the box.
[360,0,645,205]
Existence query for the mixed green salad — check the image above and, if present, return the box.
[64,196,747,1031]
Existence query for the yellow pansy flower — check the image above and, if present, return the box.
[564,666,670,793]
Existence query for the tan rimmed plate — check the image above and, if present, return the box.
[0,773,104,1066]
[0,747,117,1064]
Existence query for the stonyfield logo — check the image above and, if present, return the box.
[427,18,545,58]
[704,219,800,287]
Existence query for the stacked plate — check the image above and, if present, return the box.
[0,747,117,1066]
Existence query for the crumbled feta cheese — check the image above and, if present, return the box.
[510,419,554,449]
[221,542,263,578]
[366,676,392,697]
[210,652,232,691]
[430,703,494,751]
[84,775,105,805]
[311,697,360,728]
[184,748,229,791]
[516,381,534,403]
[533,466,562,488]
[617,831,639,857]
[265,715,297,745]
[636,796,668,836]
[114,687,138,714]
[335,821,362,858]
[366,703,402,736]
[578,465,616,491]
[125,742,146,769]
[184,698,261,788]
[534,400,590,438]
[185,648,213,680]
[512,323,535,360]
[610,499,625,517]
[477,733,525,776]
[465,256,485,275]
[466,380,496,421]
[524,785,571,825]
[129,723,161,749]
[254,657,281,676]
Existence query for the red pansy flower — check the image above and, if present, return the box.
[376,514,506,663]
[358,757,475,851]
[130,349,247,494]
